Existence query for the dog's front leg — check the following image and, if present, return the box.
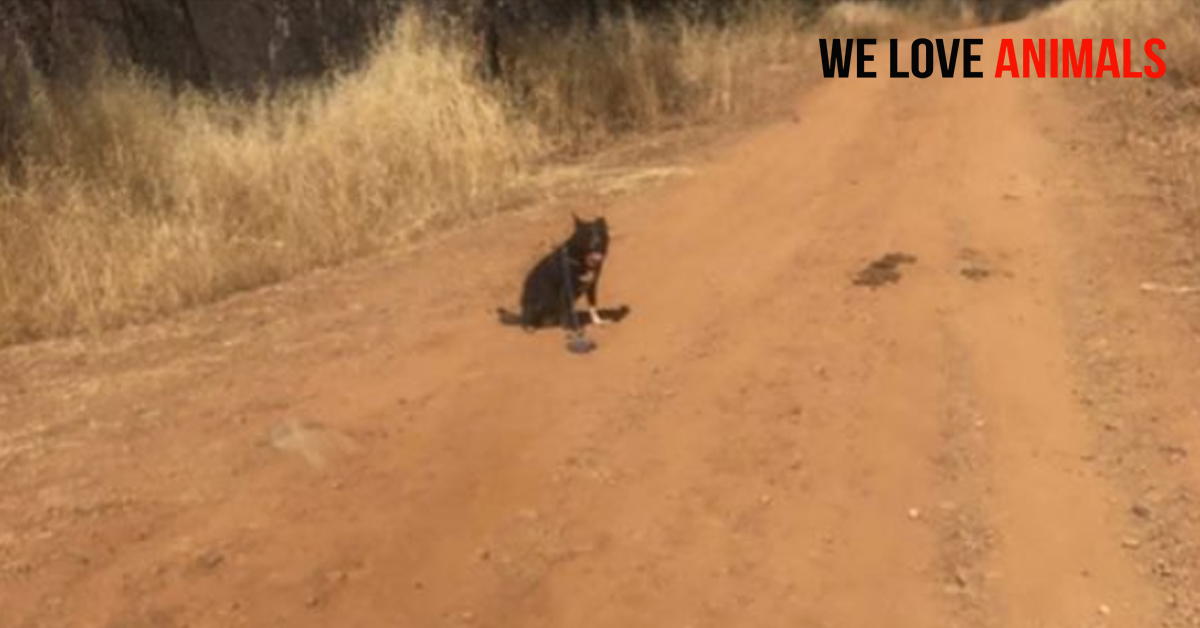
[559,283,582,333]
[586,268,607,326]
[559,306,579,332]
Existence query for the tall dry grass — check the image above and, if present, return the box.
[1045,0,1200,229]
[0,13,536,343]
[503,1,807,148]
[0,1,942,346]
[1045,0,1200,84]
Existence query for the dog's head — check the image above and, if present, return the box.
[569,215,609,269]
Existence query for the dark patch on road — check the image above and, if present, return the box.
[958,248,1013,283]
[961,267,992,282]
[853,252,918,288]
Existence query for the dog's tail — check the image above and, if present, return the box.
[496,308,525,327]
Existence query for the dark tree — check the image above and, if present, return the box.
[473,0,503,82]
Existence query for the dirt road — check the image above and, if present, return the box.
[5,23,1200,628]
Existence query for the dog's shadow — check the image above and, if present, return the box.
[497,305,632,329]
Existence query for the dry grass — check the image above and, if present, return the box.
[0,1,959,346]
[1045,0,1200,233]
[500,1,809,149]
[0,13,535,343]
[1045,0,1200,84]
[815,0,991,36]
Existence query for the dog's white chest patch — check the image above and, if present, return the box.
[579,270,597,285]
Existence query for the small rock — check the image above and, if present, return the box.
[1098,604,1111,616]
[1153,559,1172,578]
[760,495,773,506]
[196,551,224,570]
[1161,445,1188,461]
[907,508,922,520]
[1131,503,1152,519]
[1121,538,1141,549]
[952,567,969,587]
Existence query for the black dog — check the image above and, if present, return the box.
[498,215,615,331]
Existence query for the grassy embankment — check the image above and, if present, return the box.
[0,1,981,346]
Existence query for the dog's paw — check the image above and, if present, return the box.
[589,308,609,326]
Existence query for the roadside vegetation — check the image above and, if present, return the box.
[1046,0,1200,235]
[0,0,1016,346]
